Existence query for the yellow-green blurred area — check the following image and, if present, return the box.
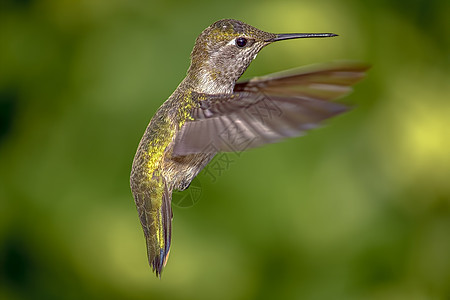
[1,0,449,299]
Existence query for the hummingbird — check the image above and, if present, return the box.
[130,19,369,277]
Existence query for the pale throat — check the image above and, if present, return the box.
[186,65,236,95]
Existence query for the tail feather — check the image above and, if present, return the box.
[132,176,173,277]
[151,181,172,276]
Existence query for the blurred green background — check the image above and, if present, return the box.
[1,0,449,299]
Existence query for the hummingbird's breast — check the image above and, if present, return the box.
[160,89,215,190]
[131,88,208,192]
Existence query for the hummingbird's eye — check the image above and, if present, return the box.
[235,37,248,48]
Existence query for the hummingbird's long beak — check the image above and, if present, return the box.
[267,33,338,42]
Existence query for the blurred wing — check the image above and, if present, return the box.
[173,62,369,156]
[235,61,369,96]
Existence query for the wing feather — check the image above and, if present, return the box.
[173,62,369,156]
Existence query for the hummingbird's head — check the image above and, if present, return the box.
[186,19,337,94]
[187,19,273,93]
